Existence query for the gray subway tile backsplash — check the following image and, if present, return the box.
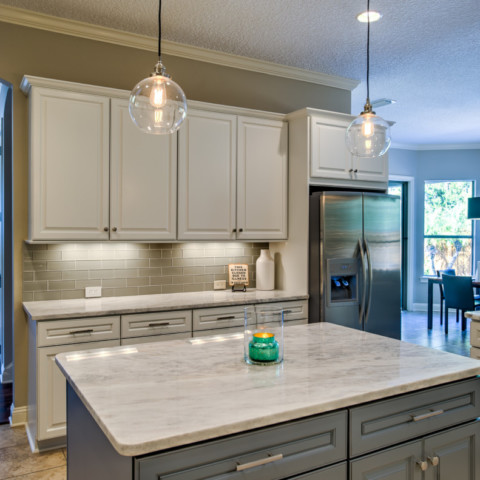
[23,242,266,301]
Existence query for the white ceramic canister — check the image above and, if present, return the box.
[256,249,275,290]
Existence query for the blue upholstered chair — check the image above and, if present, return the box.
[436,269,456,325]
[441,274,480,334]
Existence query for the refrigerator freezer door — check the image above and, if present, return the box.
[363,194,401,339]
[321,192,364,330]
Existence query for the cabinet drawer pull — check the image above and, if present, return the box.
[236,453,283,471]
[416,460,428,472]
[148,322,170,327]
[283,310,293,314]
[428,456,439,466]
[411,409,444,422]
[69,329,94,335]
[216,315,236,320]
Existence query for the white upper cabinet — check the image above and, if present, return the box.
[237,116,288,240]
[290,108,388,190]
[177,109,237,240]
[178,107,288,241]
[110,99,177,241]
[27,87,110,241]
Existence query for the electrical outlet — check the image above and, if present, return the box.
[85,286,102,298]
[214,280,226,290]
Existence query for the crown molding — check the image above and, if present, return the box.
[392,142,480,151]
[0,4,359,91]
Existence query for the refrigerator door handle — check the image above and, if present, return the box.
[365,239,373,324]
[358,238,367,325]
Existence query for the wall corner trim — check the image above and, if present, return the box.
[0,4,360,91]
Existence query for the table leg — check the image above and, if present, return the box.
[427,279,433,329]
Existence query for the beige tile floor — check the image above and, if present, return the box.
[0,424,66,479]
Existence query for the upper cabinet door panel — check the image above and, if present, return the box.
[29,88,110,240]
[310,115,351,180]
[237,116,288,240]
[351,153,388,182]
[110,99,177,241]
[178,109,237,240]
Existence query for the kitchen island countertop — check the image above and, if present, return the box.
[23,289,307,321]
[55,322,480,457]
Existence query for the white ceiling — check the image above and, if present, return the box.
[2,0,480,147]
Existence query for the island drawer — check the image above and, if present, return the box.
[135,410,347,480]
[37,316,120,347]
[193,305,246,331]
[349,377,480,457]
[255,300,308,323]
[121,310,192,339]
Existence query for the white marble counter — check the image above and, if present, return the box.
[55,323,480,457]
[23,290,307,321]
[466,311,480,321]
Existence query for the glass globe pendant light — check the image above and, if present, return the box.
[346,0,391,157]
[129,0,187,134]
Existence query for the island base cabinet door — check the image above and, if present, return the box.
[350,441,423,480]
[37,340,120,443]
[424,421,480,480]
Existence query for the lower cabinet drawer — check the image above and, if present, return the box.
[135,410,347,480]
[121,333,191,345]
[349,377,480,457]
[193,305,246,331]
[470,321,480,348]
[121,310,192,339]
[291,462,346,480]
[255,300,308,323]
[37,316,120,347]
[192,326,244,338]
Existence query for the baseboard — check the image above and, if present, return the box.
[9,404,27,426]
[412,303,440,312]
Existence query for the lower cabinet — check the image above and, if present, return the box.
[350,421,479,480]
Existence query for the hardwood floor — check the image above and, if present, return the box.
[0,311,473,479]
[401,309,472,357]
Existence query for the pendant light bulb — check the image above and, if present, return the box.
[128,0,187,135]
[346,0,391,157]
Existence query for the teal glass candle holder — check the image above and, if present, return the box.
[244,305,284,365]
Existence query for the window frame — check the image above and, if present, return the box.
[423,180,475,277]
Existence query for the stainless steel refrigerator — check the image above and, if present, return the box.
[309,191,401,339]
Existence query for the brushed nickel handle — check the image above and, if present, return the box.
[148,322,170,327]
[112,227,117,232]
[416,460,428,472]
[69,329,94,335]
[103,227,108,232]
[411,409,444,422]
[217,315,236,320]
[428,456,439,466]
[236,453,283,472]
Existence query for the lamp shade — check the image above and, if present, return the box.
[467,197,480,219]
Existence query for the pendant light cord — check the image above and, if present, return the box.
[158,0,162,59]
[366,0,370,103]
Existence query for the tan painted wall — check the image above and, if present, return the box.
[0,20,351,411]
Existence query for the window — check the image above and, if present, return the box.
[424,181,473,276]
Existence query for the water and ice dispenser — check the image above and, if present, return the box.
[326,258,358,305]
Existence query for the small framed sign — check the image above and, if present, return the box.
[228,263,249,292]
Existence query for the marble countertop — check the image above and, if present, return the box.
[55,323,480,457]
[23,290,307,321]
[465,311,480,321]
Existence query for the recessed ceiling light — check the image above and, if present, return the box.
[356,10,383,23]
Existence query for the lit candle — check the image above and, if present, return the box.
[248,332,279,363]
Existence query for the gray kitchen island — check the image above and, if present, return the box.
[56,323,480,480]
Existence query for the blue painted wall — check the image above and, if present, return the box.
[389,147,480,308]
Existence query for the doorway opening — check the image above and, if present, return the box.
[0,80,13,423]
[388,178,413,311]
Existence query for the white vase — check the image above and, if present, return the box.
[256,249,275,291]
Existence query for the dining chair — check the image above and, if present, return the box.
[436,269,456,325]
[441,274,480,334]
